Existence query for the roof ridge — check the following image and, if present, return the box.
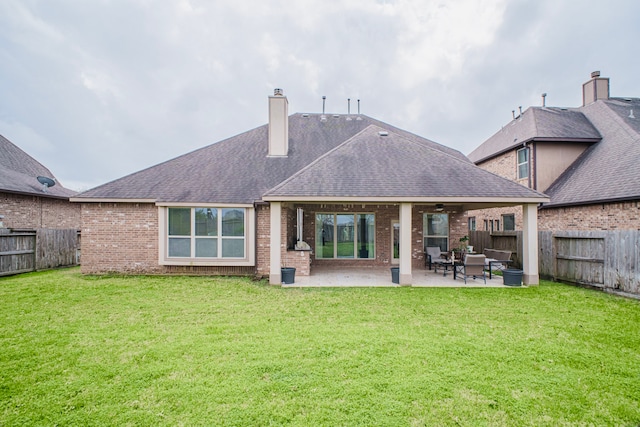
[599,100,640,142]
[262,125,381,197]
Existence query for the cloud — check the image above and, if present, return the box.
[0,0,639,191]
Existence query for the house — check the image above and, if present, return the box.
[0,134,79,230]
[72,90,548,285]
[467,72,640,232]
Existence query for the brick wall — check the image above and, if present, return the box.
[80,202,160,274]
[539,201,640,231]
[296,203,467,270]
[467,206,524,232]
[470,148,530,232]
[82,202,257,275]
[256,204,270,277]
[81,201,481,276]
[0,192,80,229]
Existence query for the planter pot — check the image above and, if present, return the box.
[281,267,296,284]
[390,267,400,284]
[503,269,523,286]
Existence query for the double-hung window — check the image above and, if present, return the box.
[167,207,245,259]
[424,213,449,252]
[502,214,515,231]
[517,147,529,180]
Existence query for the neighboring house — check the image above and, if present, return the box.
[468,72,640,232]
[72,90,547,285]
[0,134,79,230]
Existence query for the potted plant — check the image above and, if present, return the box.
[459,235,473,253]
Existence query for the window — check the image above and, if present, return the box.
[424,213,449,252]
[502,214,515,231]
[494,220,500,231]
[517,147,529,179]
[468,216,476,231]
[168,207,245,259]
[484,219,489,231]
[315,213,374,259]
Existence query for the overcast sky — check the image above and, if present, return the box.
[1,0,639,192]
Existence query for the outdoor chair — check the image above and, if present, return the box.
[483,249,513,279]
[458,254,486,284]
[425,246,445,270]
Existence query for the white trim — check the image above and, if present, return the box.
[391,219,400,264]
[269,202,282,284]
[155,202,252,208]
[522,203,539,285]
[399,203,412,285]
[262,196,548,203]
[158,205,255,267]
[71,198,156,203]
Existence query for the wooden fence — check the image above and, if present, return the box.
[471,230,640,295]
[469,230,522,268]
[0,229,79,276]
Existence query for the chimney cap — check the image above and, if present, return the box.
[591,71,601,78]
[274,88,284,96]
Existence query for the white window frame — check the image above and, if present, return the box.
[517,147,529,180]
[423,213,449,252]
[158,204,255,266]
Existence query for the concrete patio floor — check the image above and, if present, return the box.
[284,265,518,288]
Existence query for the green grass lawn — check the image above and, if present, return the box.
[1,268,639,426]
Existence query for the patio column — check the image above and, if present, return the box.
[522,203,540,286]
[399,202,412,285]
[269,202,282,285]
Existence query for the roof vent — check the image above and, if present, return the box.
[591,71,600,78]
[302,113,309,118]
[629,110,636,119]
[378,131,389,136]
[333,114,340,118]
[320,115,327,122]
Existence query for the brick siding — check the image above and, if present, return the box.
[81,202,257,275]
[80,202,160,274]
[472,150,640,232]
[539,201,640,231]
[0,192,80,229]
[82,201,472,276]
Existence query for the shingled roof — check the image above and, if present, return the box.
[264,125,545,201]
[543,98,640,207]
[77,113,546,205]
[0,134,75,199]
[468,107,601,164]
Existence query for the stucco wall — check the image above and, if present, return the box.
[0,192,80,229]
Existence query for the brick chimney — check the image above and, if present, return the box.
[582,71,610,106]
[268,88,289,157]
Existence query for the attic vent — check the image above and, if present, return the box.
[302,113,309,118]
[378,131,389,136]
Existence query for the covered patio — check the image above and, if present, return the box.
[285,265,513,288]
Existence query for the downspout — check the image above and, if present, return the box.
[532,143,537,191]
